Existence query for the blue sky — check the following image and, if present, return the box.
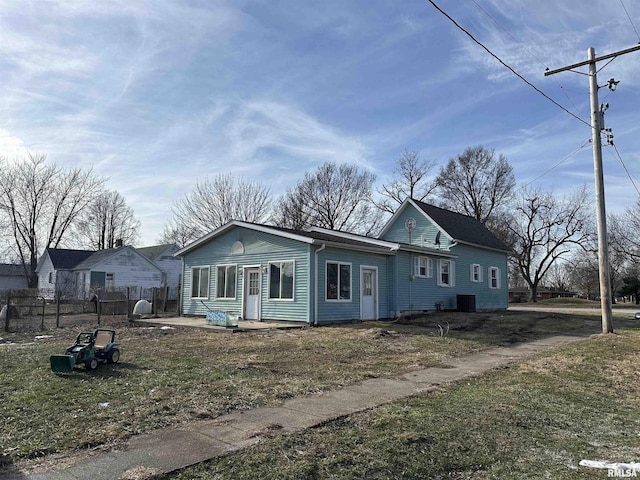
[2,0,639,246]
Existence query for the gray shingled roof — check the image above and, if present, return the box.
[74,248,123,270]
[412,199,510,252]
[47,249,95,269]
[252,223,395,251]
[0,264,26,276]
[137,244,174,260]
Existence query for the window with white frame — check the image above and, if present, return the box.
[489,266,501,289]
[326,261,351,301]
[191,266,210,299]
[470,264,482,283]
[438,259,455,287]
[216,265,236,299]
[414,256,433,278]
[269,261,294,300]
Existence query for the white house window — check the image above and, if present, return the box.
[216,265,237,299]
[326,261,351,301]
[471,264,482,283]
[191,266,210,299]
[438,260,455,287]
[269,261,294,300]
[489,267,501,289]
[414,257,433,278]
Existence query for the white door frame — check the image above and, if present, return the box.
[360,265,378,321]
[242,265,262,320]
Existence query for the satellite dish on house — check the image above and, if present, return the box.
[405,218,416,232]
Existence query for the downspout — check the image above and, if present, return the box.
[314,243,326,327]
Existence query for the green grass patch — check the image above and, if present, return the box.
[1,311,589,466]
[166,327,640,480]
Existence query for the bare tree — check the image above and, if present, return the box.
[566,250,600,300]
[163,174,271,246]
[434,146,515,224]
[75,190,140,249]
[0,153,104,287]
[271,162,383,235]
[508,185,592,302]
[376,150,437,214]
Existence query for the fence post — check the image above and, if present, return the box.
[127,287,131,321]
[97,298,101,326]
[56,291,61,328]
[4,291,11,333]
[41,297,45,330]
[163,286,168,313]
[152,287,157,316]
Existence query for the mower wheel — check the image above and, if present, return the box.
[86,358,98,370]
[107,348,120,364]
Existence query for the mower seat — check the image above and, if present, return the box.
[94,331,114,350]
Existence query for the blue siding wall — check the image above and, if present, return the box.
[316,247,392,323]
[181,228,312,322]
[391,246,508,313]
[452,244,508,310]
[392,251,459,312]
[381,204,453,249]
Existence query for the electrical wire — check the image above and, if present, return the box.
[610,143,640,197]
[516,139,592,193]
[468,0,589,124]
[426,0,592,128]
[619,0,640,43]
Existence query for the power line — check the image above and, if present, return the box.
[609,143,640,197]
[468,0,589,124]
[516,138,591,192]
[619,0,640,43]
[426,0,591,128]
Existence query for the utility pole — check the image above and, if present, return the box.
[545,44,640,334]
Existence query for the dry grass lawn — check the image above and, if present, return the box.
[0,309,590,472]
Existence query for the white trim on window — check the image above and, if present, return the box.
[268,260,295,301]
[191,265,210,299]
[438,259,455,287]
[470,263,482,283]
[326,261,352,302]
[216,264,237,300]
[489,266,501,289]
[413,256,434,278]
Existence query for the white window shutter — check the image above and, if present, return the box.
[451,261,456,287]
[479,266,483,282]
[470,264,474,281]
[428,258,433,278]
[413,257,419,276]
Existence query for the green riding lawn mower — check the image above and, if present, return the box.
[50,329,121,373]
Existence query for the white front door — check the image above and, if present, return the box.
[244,268,261,320]
[361,267,377,320]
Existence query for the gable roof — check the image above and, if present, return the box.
[411,199,510,252]
[45,249,95,270]
[137,244,177,260]
[74,246,162,272]
[378,198,510,253]
[175,220,401,257]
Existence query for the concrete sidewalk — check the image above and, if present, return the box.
[19,329,598,480]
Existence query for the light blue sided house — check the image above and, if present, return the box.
[175,199,510,324]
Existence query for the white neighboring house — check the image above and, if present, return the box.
[36,244,182,300]
[137,244,183,297]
